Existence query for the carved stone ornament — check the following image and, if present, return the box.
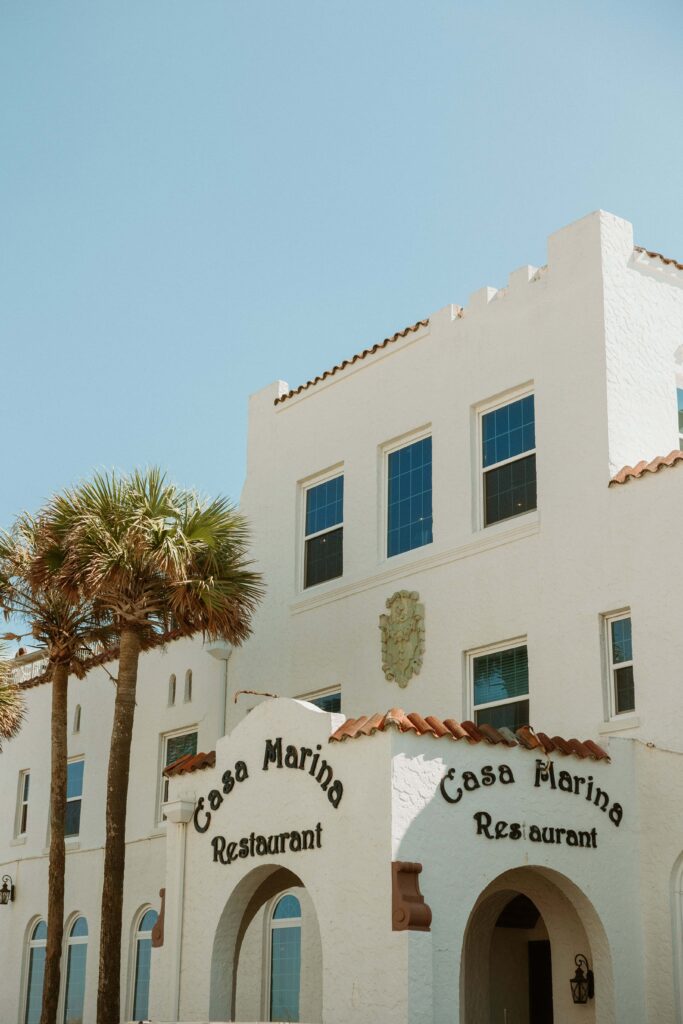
[379,590,425,688]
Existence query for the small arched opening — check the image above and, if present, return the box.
[461,866,614,1024]
[210,864,322,1023]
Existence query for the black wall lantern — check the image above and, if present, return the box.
[0,874,15,905]
[570,953,595,1004]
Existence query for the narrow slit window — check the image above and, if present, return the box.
[65,760,84,838]
[184,670,192,703]
[73,705,81,734]
[17,770,30,837]
[168,674,176,707]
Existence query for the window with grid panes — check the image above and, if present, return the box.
[607,614,635,715]
[387,436,433,557]
[159,730,197,820]
[270,894,302,1022]
[482,394,536,526]
[472,643,529,731]
[65,760,84,837]
[304,475,343,588]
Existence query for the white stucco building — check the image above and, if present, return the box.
[2,209,683,1024]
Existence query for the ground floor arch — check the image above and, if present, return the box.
[460,866,615,1024]
[209,863,323,1023]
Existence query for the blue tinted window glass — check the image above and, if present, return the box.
[482,396,535,467]
[387,437,433,557]
[273,894,301,920]
[140,909,158,932]
[305,476,343,536]
[63,937,87,1024]
[270,925,301,1022]
[473,646,529,707]
[133,937,152,1019]
[33,921,47,941]
[25,940,46,1024]
[311,692,341,713]
[65,800,81,837]
[66,761,84,799]
[611,618,632,664]
[70,917,88,938]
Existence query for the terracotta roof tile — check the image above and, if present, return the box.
[634,244,683,272]
[274,319,431,405]
[329,709,609,762]
[609,450,683,486]
[164,751,216,777]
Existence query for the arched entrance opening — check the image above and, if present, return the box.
[461,866,614,1024]
[209,864,322,1023]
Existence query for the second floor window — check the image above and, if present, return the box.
[606,613,635,715]
[304,475,343,588]
[387,436,433,557]
[65,759,84,837]
[16,770,30,837]
[159,729,198,821]
[471,641,530,731]
[482,393,536,526]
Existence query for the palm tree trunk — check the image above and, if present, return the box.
[40,660,69,1024]
[97,626,141,1024]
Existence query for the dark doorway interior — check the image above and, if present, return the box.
[528,939,553,1024]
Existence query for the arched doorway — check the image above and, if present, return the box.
[209,864,322,1023]
[461,867,614,1024]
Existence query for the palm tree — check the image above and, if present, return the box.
[0,515,112,1024]
[0,642,25,748]
[43,468,263,1024]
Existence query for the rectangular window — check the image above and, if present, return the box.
[387,436,433,557]
[678,387,683,450]
[159,730,198,821]
[471,642,529,731]
[65,760,84,838]
[606,613,635,715]
[482,393,536,526]
[302,689,341,713]
[304,475,343,588]
[16,770,30,837]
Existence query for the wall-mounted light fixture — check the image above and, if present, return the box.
[0,875,15,905]
[570,953,594,1003]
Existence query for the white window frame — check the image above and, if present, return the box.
[59,914,88,1024]
[604,610,635,718]
[22,917,47,1024]
[126,904,158,1021]
[299,464,344,592]
[157,726,198,823]
[264,889,303,1023]
[476,384,536,530]
[467,636,529,725]
[65,758,84,839]
[381,424,432,561]
[15,769,30,838]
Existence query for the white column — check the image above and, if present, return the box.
[163,798,195,1022]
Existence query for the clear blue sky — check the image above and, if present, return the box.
[2,0,682,529]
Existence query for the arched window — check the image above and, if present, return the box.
[24,920,47,1024]
[63,916,88,1024]
[73,705,81,734]
[132,908,158,1020]
[168,674,176,706]
[269,893,302,1022]
[184,669,193,703]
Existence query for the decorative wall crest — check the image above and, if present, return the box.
[379,590,425,688]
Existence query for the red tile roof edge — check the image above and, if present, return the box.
[634,245,683,273]
[329,709,609,761]
[165,751,216,777]
[274,319,433,405]
[609,450,683,486]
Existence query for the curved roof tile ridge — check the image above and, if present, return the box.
[634,244,683,272]
[610,450,683,486]
[274,318,431,405]
[328,710,609,761]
